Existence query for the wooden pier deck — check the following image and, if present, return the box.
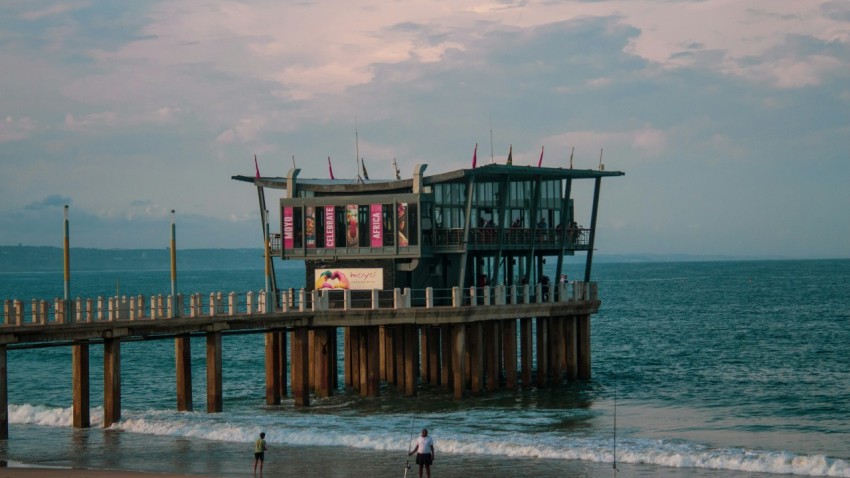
[0,281,598,440]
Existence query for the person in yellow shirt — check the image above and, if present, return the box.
[254,432,268,474]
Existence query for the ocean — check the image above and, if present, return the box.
[0,258,848,477]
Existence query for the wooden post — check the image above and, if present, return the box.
[536,318,548,387]
[368,326,380,397]
[206,332,223,413]
[503,319,518,390]
[265,331,281,404]
[175,334,193,411]
[485,322,499,391]
[314,328,332,398]
[385,326,395,386]
[278,330,288,397]
[103,338,121,428]
[394,326,405,388]
[379,326,387,381]
[0,345,7,439]
[578,315,591,380]
[72,343,90,428]
[291,328,310,406]
[344,327,353,391]
[520,318,533,387]
[551,317,564,384]
[420,325,430,383]
[350,327,361,393]
[565,316,578,381]
[440,326,452,390]
[404,325,418,397]
[428,327,441,386]
[357,328,368,396]
[469,322,484,395]
[452,324,466,399]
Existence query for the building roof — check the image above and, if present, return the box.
[232,163,624,193]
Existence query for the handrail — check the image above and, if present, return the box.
[1,282,597,326]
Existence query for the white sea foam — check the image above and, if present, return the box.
[9,403,849,477]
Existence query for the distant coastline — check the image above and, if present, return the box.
[0,245,822,273]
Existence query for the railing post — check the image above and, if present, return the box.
[76,298,82,322]
[344,289,351,310]
[483,286,491,306]
[14,300,23,325]
[32,299,39,324]
[522,284,530,304]
[280,290,289,313]
[228,292,236,316]
[209,293,216,316]
[108,297,116,322]
[130,296,137,320]
[371,289,380,310]
[452,287,461,307]
[469,286,476,306]
[298,289,306,312]
[311,290,320,311]
[4,300,11,325]
[509,284,516,305]
[404,288,411,308]
[246,291,254,314]
[535,284,543,303]
[426,287,434,308]
[495,285,505,305]
[393,288,402,309]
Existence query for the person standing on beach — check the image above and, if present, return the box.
[254,432,268,474]
[408,428,435,478]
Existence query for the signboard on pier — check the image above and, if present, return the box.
[370,204,382,247]
[283,206,294,250]
[314,268,383,290]
[324,205,335,248]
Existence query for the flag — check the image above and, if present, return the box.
[328,156,335,180]
[507,145,513,165]
[537,146,544,167]
[254,154,261,179]
[569,147,574,169]
[361,158,369,180]
[393,159,401,180]
[472,143,478,168]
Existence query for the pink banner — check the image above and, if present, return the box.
[370,204,383,247]
[324,205,335,248]
[283,206,294,250]
[346,205,359,247]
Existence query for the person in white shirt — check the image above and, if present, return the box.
[408,428,435,478]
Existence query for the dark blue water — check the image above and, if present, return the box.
[1,259,848,477]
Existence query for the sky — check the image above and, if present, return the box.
[1,0,848,259]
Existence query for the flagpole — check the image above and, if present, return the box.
[63,205,71,322]
[489,116,494,164]
[170,209,178,317]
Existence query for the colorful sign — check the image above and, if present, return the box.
[283,206,294,249]
[305,206,316,248]
[397,202,409,246]
[346,204,359,247]
[315,268,383,290]
[324,205,335,248]
[370,203,383,247]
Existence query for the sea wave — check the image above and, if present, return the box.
[9,403,849,477]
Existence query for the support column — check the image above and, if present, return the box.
[291,328,310,406]
[72,343,90,428]
[175,334,193,411]
[485,322,499,391]
[394,326,405,388]
[565,316,578,381]
[379,326,387,382]
[503,319,518,390]
[368,326,380,397]
[440,326,452,391]
[520,318,533,387]
[206,332,222,413]
[469,323,484,395]
[420,326,430,383]
[350,327,361,393]
[578,315,592,380]
[344,327,353,391]
[404,325,418,397]
[385,326,396,386]
[536,318,549,387]
[314,328,333,398]
[358,328,369,396]
[0,346,8,439]
[265,331,281,404]
[428,327,441,386]
[551,317,565,384]
[103,338,121,428]
[452,324,466,399]
[278,330,288,397]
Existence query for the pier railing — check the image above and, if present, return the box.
[2,281,597,327]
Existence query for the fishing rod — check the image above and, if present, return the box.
[613,373,619,476]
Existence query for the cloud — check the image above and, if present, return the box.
[25,195,72,210]
[0,115,36,143]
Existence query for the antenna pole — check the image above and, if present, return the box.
[489,116,494,163]
[355,117,362,181]
[292,155,296,170]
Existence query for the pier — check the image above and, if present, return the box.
[1,281,598,439]
[0,158,621,441]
